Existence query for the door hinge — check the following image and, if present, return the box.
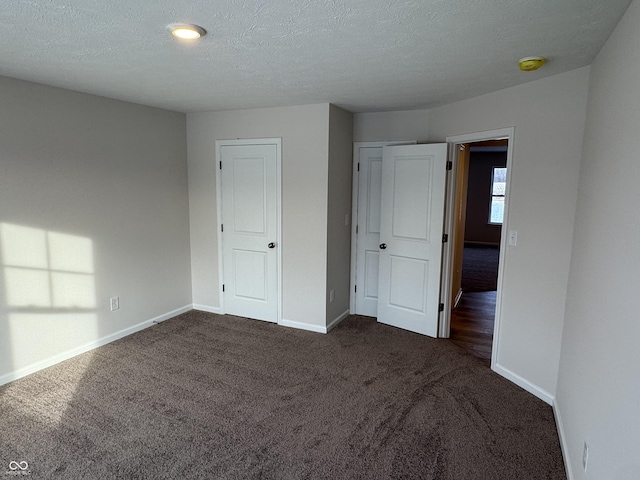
[442,234,448,243]
[356,225,358,234]
[446,160,453,171]
[222,284,225,292]
[219,161,222,170]
[357,163,360,172]
[221,224,224,232]
[439,303,444,312]
[354,285,357,293]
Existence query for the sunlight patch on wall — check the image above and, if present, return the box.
[1,223,96,309]
[0,224,48,269]
[48,231,94,274]
[3,267,51,307]
[1,223,98,377]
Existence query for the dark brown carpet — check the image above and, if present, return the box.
[462,245,500,292]
[0,311,565,479]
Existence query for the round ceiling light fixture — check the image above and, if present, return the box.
[518,56,546,72]
[168,23,206,40]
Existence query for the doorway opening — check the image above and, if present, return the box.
[449,140,507,364]
[440,128,514,369]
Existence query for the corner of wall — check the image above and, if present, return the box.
[552,398,574,480]
[326,105,354,327]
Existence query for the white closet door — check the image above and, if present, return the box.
[221,143,278,322]
[355,147,384,316]
[377,144,448,337]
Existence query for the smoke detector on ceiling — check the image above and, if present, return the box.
[518,56,546,71]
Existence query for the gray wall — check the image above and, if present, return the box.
[354,67,590,401]
[556,0,640,478]
[353,109,429,143]
[187,104,331,329]
[326,105,354,325]
[0,76,192,381]
[428,68,589,401]
[464,152,507,245]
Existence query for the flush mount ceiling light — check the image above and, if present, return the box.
[168,23,206,40]
[518,56,546,71]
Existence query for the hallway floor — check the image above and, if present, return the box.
[449,291,496,365]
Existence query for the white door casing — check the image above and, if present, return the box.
[442,127,514,369]
[350,142,415,316]
[376,143,448,337]
[217,139,281,323]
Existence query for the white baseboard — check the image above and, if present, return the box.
[553,399,574,480]
[150,304,193,323]
[193,304,223,314]
[464,241,500,247]
[279,318,327,334]
[0,304,193,387]
[280,309,350,334]
[492,362,554,405]
[327,309,350,332]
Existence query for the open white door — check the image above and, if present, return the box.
[219,141,280,323]
[351,142,416,317]
[377,143,448,337]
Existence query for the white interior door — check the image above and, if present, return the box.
[354,147,384,316]
[377,144,448,337]
[352,142,415,316]
[220,142,279,323]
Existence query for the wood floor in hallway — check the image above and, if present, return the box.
[449,291,496,365]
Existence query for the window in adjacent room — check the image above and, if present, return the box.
[489,167,507,224]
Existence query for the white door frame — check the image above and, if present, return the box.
[441,127,514,369]
[349,141,416,314]
[215,138,283,324]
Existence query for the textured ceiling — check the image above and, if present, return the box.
[0,0,632,113]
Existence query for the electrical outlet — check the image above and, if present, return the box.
[329,289,335,303]
[344,213,350,226]
[582,441,589,472]
[508,230,518,246]
[110,296,119,311]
